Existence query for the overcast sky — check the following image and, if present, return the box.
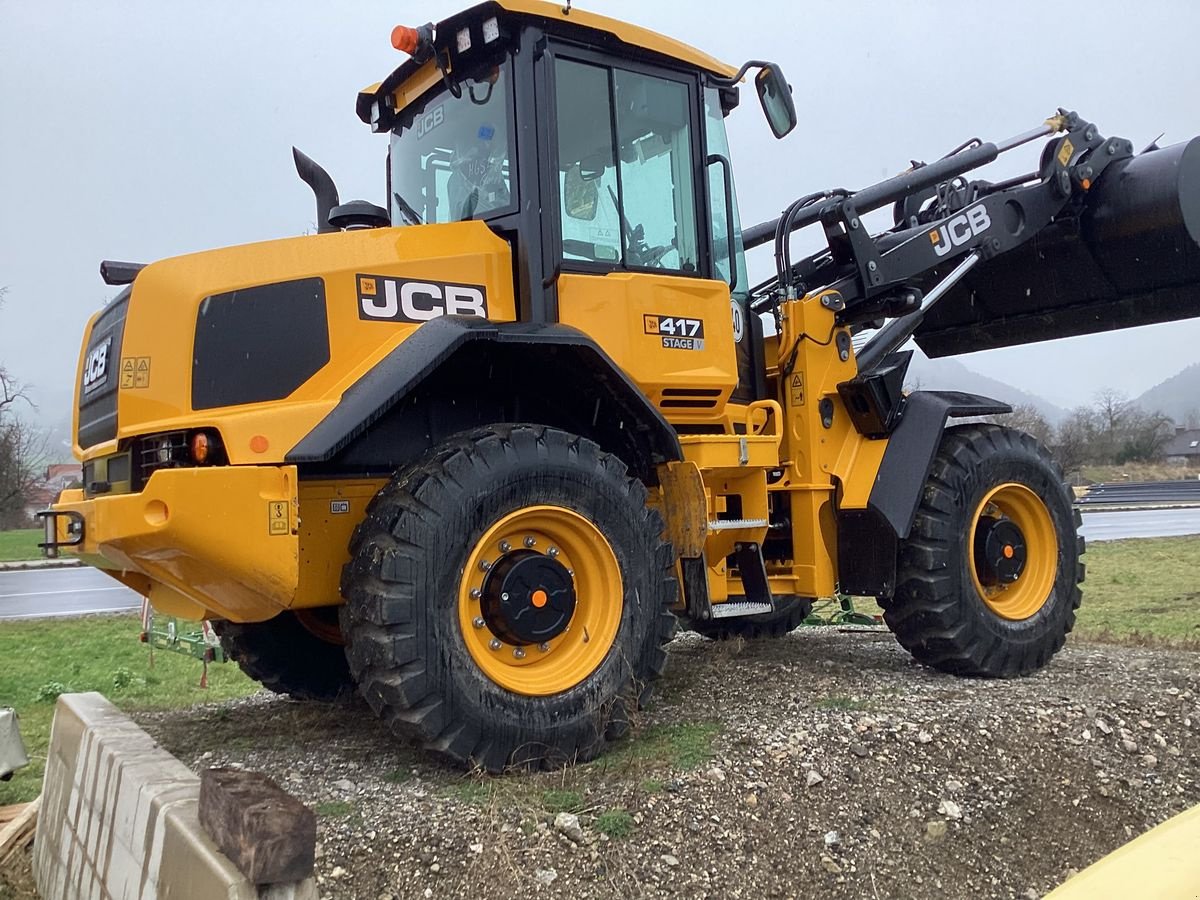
[2,0,1199,423]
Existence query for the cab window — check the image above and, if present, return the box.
[553,57,699,273]
[389,61,515,225]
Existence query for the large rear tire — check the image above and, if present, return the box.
[339,425,677,772]
[213,609,354,701]
[885,424,1083,677]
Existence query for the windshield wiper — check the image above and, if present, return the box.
[392,191,423,226]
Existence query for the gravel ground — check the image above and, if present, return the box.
[6,628,1198,899]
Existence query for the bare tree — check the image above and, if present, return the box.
[1052,407,1097,474]
[987,403,1055,447]
[0,286,45,527]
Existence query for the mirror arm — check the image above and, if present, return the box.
[709,59,775,88]
[707,153,739,293]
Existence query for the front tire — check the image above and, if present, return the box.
[885,424,1083,677]
[339,425,677,772]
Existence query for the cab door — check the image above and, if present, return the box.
[545,50,740,422]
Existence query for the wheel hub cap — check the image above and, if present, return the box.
[482,551,576,645]
[973,516,1027,586]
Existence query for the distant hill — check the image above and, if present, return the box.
[907,351,1068,424]
[1135,362,1200,425]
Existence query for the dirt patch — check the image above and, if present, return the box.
[124,629,1198,898]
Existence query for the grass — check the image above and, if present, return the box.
[1079,463,1197,484]
[0,613,257,804]
[594,808,634,839]
[314,800,356,818]
[814,695,873,711]
[0,529,41,563]
[1073,536,1200,643]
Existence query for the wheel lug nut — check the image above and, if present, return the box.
[473,616,485,629]
[499,540,511,553]
[523,536,536,548]
[513,647,526,659]
[538,642,549,652]
[501,592,510,601]
[567,569,574,578]
[547,547,559,558]
[489,638,501,650]
[470,588,482,600]
[479,559,491,572]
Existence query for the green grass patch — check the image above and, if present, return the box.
[0,528,41,562]
[814,695,873,711]
[383,768,412,784]
[1073,536,1200,643]
[601,721,721,773]
[0,613,258,804]
[640,778,664,793]
[314,800,355,818]
[540,787,583,813]
[594,808,634,839]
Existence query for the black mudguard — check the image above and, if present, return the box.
[286,316,682,481]
[837,390,1011,597]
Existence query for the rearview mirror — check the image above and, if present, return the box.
[755,64,796,139]
[564,164,599,221]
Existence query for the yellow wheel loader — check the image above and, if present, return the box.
[42,1,1200,770]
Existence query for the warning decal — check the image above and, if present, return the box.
[268,501,290,535]
[120,357,151,389]
[790,373,805,407]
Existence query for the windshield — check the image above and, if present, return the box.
[389,61,514,225]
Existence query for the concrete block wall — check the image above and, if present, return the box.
[34,692,316,900]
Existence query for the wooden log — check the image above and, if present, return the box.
[0,795,39,868]
[198,768,315,885]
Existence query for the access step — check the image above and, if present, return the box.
[707,518,768,532]
[710,600,774,618]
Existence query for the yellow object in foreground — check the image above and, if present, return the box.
[1047,803,1200,898]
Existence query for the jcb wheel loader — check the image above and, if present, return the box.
[42,1,1200,771]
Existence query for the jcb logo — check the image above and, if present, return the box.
[416,105,444,139]
[358,275,488,324]
[81,338,111,394]
[929,204,991,257]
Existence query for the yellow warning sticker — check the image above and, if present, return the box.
[120,358,135,389]
[134,357,150,388]
[268,501,289,535]
[1057,138,1074,167]
[790,373,805,407]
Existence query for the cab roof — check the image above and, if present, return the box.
[358,0,737,127]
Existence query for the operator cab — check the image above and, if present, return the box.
[356,1,795,408]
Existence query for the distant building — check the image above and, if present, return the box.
[20,463,82,523]
[43,463,82,490]
[1162,427,1200,467]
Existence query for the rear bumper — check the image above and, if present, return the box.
[46,465,300,623]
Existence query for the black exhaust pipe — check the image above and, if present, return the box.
[292,147,340,235]
[915,137,1200,357]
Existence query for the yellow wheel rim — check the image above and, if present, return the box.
[458,505,623,696]
[968,483,1058,621]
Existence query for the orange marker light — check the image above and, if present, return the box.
[391,25,420,54]
[250,435,269,454]
[190,431,211,464]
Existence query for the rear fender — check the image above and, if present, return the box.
[286,317,683,483]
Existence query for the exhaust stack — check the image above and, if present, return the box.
[292,147,341,235]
